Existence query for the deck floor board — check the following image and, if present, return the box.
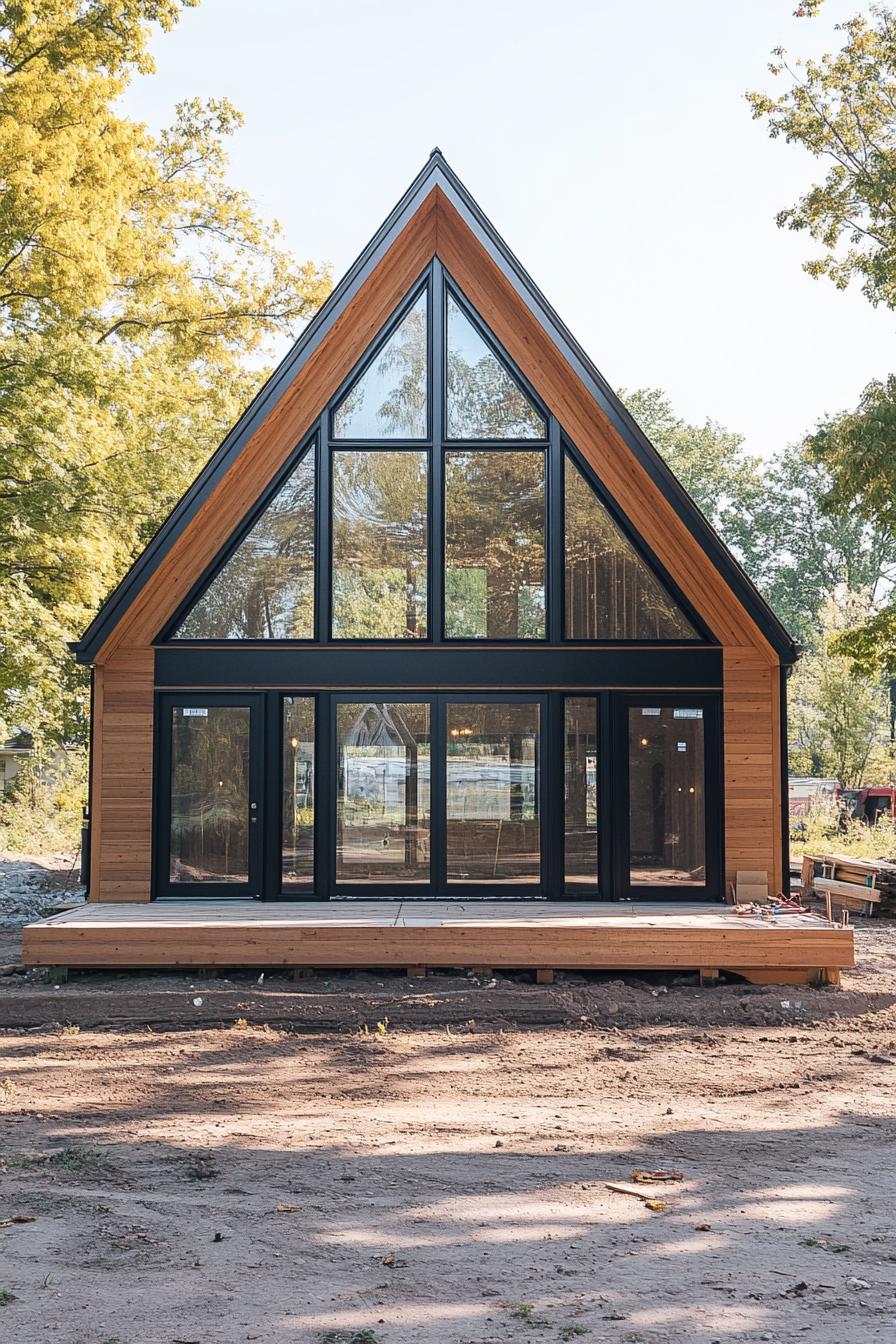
[21,901,854,983]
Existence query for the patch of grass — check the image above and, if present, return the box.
[0,1079,16,1104]
[801,1236,850,1252]
[559,1327,588,1341]
[0,1290,17,1305]
[509,1304,551,1329]
[60,1024,80,1036]
[376,1017,389,1035]
[321,1331,382,1344]
[47,1145,108,1173]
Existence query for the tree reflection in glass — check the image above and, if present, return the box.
[445,451,545,639]
[446,295,546,440]
[564,455,699,640]
[175,450,315,639]
[332,451,428,638]
[282,697,315,888]
[169,706,250,882]
[333,291,428,438]
[336,702,430,882]
[446,701,540,883]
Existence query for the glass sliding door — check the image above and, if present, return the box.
[158,695,263,898]
[445,701,541,885]
[623,702,712,893]
[282,697,315,890]
[335,701,431,885]
[564,697,598,891]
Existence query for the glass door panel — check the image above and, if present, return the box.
[446,702,541,884]
[564,697,598,891]
[627,705,706,887]
[162,697,262,897]
[335,701,431,884]
[282,697,315,890]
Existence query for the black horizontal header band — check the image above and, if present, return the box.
[155,646,722,690]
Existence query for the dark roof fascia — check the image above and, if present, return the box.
[74,149,799,666]
[72,156,443,664]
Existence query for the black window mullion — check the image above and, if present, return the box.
[548,417,563,644]
[431,260,445,642]
[315,414,330,643]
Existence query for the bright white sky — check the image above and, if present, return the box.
[122,0,892,458]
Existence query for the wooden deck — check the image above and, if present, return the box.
[21,901,854,985]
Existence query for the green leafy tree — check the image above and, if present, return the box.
[788,593,893,785]
[748,3,896,669]
[0,1,330,743]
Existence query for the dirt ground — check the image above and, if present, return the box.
[2,925,896,1343]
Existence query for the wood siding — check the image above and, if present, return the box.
[90,647,154,902]
[723,648,783,893]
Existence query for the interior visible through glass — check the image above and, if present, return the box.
[331,450,428,638]
[564,697,598,889]
[282,697,315,888]
[446,294,546,439]
[175,450,315,640]
[332,291,428,439]
[446,702,540,883]
[336,702,430,882]
[628,706,706,886]
[444,451,545,639]
[169,706,250,883]
[565,454,699,641]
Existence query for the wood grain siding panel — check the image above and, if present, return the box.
[91,647,154,902]
[723,647,781,892]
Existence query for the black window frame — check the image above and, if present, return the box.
[154,692,266,900]
[160,261,711,651]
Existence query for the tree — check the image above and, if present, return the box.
[788,593,893,785]
[0,1,330,743]
[748,3,896,669]
[748,3,896,308]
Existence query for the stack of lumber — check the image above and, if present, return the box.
[800,852,896,917]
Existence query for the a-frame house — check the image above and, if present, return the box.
[24,152,853,983]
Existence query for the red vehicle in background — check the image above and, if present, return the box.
[841,786,896,825]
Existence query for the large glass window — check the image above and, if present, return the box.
[282,697,314,888]
[336,702,430,883]
[332,451,428,638]
[564,697,598,890]
[333,291,428,439]
[565,454,699,641]
[169,706,250,882]
[444,451,545,639]
[446,702,540,884]
[628,706,706,887]
[446,294,546,440]
[175,450,315,640]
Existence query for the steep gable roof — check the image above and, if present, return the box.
[73,150,798,665]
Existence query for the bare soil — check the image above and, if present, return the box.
[1,924,896,1343]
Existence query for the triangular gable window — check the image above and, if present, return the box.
[173,445,315,640]
[332,289,428,439]
[446,292,546,440]
[564,453,699,641]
